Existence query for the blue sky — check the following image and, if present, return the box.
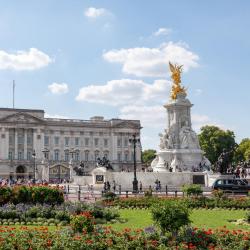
[0,1,249,149]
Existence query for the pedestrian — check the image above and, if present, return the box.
[113,180,116,193]
[139,181,142,193]
[107,181,110,191]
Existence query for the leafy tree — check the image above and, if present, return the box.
[142,149,156,165]
[234,138,250,162]
[198,125,236,164]
[151,201,190,236]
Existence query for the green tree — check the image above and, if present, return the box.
[142,149,156,165]
[151,201,190,236]
[198,125,236,164]
[234,138,250,162]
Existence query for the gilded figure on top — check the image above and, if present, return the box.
[169,62,186,99]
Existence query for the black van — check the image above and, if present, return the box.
[212,179,249,194]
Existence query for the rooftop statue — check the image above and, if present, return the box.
[169,62,186,100]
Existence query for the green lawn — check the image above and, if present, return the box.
[107,209,250,231]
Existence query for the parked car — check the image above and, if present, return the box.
[212,178,250,194]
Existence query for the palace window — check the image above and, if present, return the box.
[8,151,13,160]
[9,135,14,145]
[64,151,69,161]
[75,137,79,146]
[117,152,122,162]
[85,138,89,146]
[75,151,80,161]
[54,150,59,161]
[44,136,49,146]
[94,138,99,147]
[27,151,32,160]
[124,138,128,147]
[117,138,122,147]
[65,137,69,147]
[104,139,108,147]
[85,151,89,161]
[27,136,32,145]
[18,151,23,160]
[54,137,59,146]
[18,135,24,144]
[124,152,128,161]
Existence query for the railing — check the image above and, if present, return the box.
[60,184,248,202]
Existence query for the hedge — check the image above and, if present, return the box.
[0,186,64,205]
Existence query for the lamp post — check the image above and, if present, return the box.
[129,134,140,193]
[32,150,36,181]
[42,148,50,182]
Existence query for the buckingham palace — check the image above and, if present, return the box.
[0,108,142,182]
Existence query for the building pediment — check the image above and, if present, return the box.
[112,121,141,129]
[0,112,45,124]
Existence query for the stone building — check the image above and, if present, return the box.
[0,108,141,182]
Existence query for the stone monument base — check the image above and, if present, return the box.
[152,149,204,172]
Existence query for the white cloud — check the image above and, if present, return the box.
[119,105,165,128]
[103,42,199,77]
[76,79,171,106]
[0,48,52,71]
[84,7,109,19]
[153,27,172,36]
[48,83,69,95]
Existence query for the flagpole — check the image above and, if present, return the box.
[13,80,15,109]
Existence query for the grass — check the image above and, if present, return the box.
[107,208,250,231]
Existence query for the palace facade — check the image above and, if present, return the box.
[0,108,142,181]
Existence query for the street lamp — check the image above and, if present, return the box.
[32,150,36,181]
[129,134,140,193]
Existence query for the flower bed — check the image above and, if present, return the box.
[0,186,64,205]
[0,225,248,249]
[0,202,120,226]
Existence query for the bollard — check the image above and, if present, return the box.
[67,185,70,194]
[175,190,177,197]
[126,190,128,198]
[101,190,104,197]
[119,185,121,195]
[78,185,81,201]
[165,185,168,196]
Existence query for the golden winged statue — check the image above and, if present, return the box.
[169,62,186,99]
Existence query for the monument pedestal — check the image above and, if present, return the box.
[152,149,204,172]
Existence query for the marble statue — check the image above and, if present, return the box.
[152,62,211,172]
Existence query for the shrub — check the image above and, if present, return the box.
[182,184,203,197]
[70,211,94,233]
[151,200,190,236]
[103,192,116,201]
[0,187,12,205]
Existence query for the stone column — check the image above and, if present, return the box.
[24,129,27,160]
[14,129,18,160]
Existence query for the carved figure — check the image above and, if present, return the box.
[169,62,186,100]
[215,147,235,174]
[97,157,113,170]
[179,126,200,149]
[73,161,85,176]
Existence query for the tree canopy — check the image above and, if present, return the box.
[234,138,250,162]
[198,125,236,164]
[142,149,156,165]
